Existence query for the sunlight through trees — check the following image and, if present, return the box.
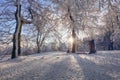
[0,0,119,58]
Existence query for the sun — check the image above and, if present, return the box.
[69,37,73,44]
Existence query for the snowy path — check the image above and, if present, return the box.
[0,51,120,80]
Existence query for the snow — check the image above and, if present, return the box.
[0,51,120,80]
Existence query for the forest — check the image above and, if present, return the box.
[0,0,120,80]
[0,0,120,59]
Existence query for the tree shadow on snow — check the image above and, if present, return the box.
[39,55,75,80]
[73,54,117,80]
[13,55,75,80]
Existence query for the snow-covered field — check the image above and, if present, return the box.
[0,51,120,80]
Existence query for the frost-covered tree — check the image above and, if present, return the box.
[12,0,32,59]
[12,0,22,58]
[99,0,120,50]
[50,0,100,53]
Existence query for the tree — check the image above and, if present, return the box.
[51,0,100,53]
[12,0,32,59]
[99,0,120,50]
[12,0,21,58]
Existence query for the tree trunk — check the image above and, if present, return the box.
[89,39,96,54]
[37,42,41,53]
[18,22,22,56]
[108,41,113,50]
[37,45,41,53]
[11,0,21,59]
[36,32,41,53]
[72,29,76,53]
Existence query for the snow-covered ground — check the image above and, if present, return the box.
[0,51,120,80]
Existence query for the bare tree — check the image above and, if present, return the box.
[11,0,21,58]
[12,0,32,59]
